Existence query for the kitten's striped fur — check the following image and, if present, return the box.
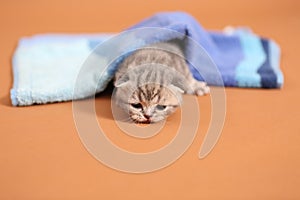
[114,40,209,123]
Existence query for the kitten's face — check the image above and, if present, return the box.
[127,84,180,123]
[115,83,182,123]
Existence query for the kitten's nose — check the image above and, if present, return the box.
[143,114,151,120]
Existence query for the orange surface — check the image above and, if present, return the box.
[1,0,300,199]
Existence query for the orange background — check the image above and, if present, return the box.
[1,0,300,199]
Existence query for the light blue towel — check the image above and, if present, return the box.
[11,12,283,106]
[11,34,113,106]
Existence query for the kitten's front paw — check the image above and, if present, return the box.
[191,81,210,96]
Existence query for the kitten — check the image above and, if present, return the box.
[114,40,209,123]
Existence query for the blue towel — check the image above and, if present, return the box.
[11,12,283,106]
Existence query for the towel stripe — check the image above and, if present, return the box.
[269,40,283,87]
[235,32,265,87]
[257,39,277,88]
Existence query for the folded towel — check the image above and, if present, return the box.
[11,12,283,106]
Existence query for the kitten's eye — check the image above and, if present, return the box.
[131,103,143,109]
[156,105,167,111]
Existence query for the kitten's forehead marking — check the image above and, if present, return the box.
[138,84,162,104]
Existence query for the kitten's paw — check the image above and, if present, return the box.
[191,81,210,96]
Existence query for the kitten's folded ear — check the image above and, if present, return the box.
[170,74,188,94]
[169,84,184,94]
[114,74,130,88]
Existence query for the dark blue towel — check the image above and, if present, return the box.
[127,12,283,88]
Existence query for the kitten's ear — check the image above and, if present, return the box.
[169,84,184,94]
[114,74,130,88]
[170,75,188,94]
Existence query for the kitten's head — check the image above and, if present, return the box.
[114,65,187,123]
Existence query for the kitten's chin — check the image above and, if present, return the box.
[137,120,152,124]
[130,115,163,124]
